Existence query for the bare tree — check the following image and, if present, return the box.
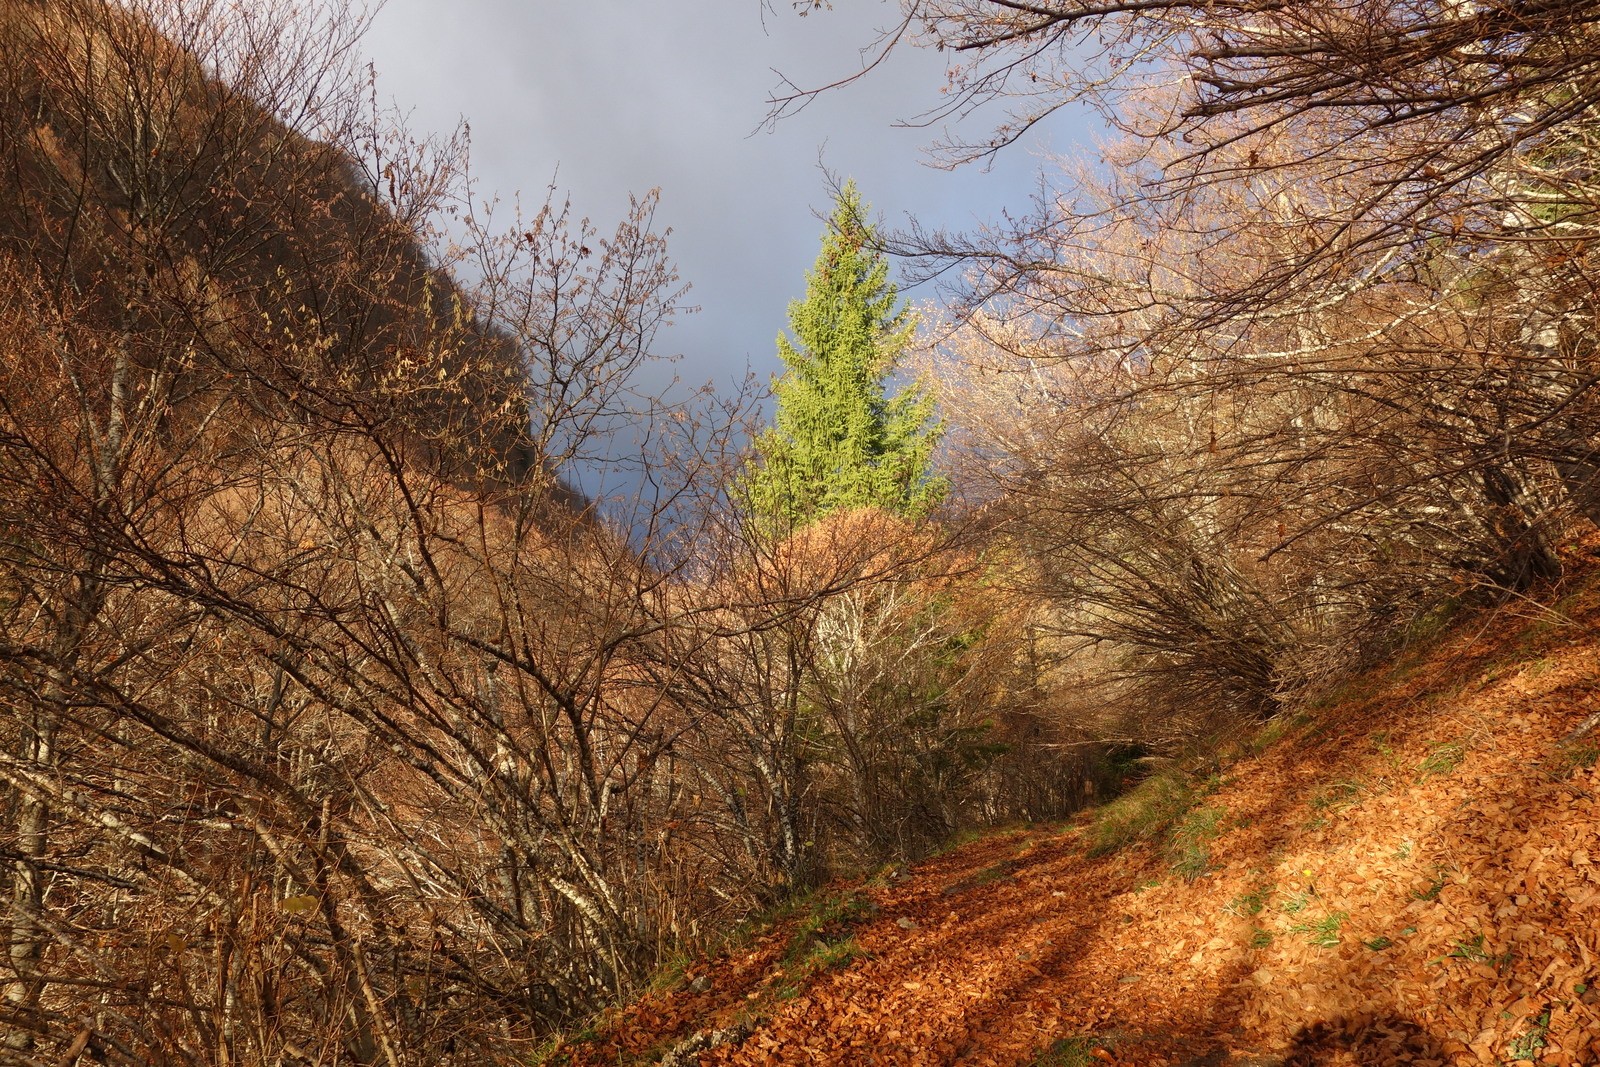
[0,0,715,1060]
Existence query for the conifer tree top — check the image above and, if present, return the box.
[741,181,945,533]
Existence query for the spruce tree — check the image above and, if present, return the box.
[744,181,945,531]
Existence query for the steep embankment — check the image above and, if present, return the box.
[545,568,1600,1066]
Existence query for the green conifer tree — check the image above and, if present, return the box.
[743,181,945,531]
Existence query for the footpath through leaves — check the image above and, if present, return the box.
[546,574,1600,1066]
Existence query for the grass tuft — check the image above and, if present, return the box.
[1225,884,1272,918]
[643,950,692,996]
[1549,741,1599,779]
[1444,932,1512,969]
[1288,910,1348,948]
[1088,772,1195,856]
[791,935,859,980]
[1030,1035,1110,1066]
[1418,740,1466,779]
[1167,805,1225,881]
[1508,1008,1551,1060]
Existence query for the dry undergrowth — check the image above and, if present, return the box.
[544,573,1600,1066]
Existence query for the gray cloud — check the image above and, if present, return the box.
[363,1,1089,415]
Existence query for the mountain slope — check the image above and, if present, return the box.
[0,0,574,496]
[548,566,1600,1066]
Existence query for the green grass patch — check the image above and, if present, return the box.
[972,861,1017,887]
[723,892,806,953]
[1225,884,1272,918]
[1246,713,1303,753]
[737,890,878,1007]
[1418,740,1467,779]
[942,859,1021,897]
[529,1017,605,1066]
[1279,890,1312,915]
[1088,771,1197,857]
[782,889,875,961]
[929,825,990,858]
[1405,595,1466,645]
[1305,777,1371,831]
[1444,932,1512,969]
[788,935,859,982]
[643,950,693,996]
[1288,910,1348,948]
[1370,732,1404,772]
[1167,805,1225,881]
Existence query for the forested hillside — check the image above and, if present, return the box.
[546,572,1600,1065]
[1,0,1597,1064]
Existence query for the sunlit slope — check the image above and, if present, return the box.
[0,0,566,497]
[549,569,1600,1066]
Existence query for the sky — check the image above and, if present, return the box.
[358,1,1107,518]
[360,1,1100,488]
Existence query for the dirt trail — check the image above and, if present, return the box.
[551,583,1600,1066]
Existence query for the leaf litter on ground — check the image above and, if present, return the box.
[547,563,1600,1066]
